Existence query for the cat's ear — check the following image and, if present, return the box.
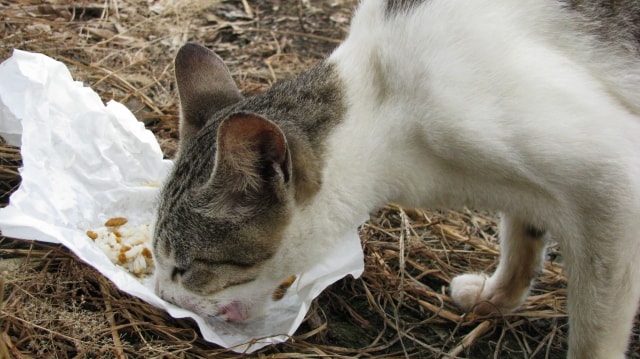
[213,113,292,199]
[174,43,242,146]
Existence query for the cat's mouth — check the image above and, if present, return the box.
[158,274,299,323]
[213,275,297,323]
[218,300,250,322]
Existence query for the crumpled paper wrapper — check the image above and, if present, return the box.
[0,50,365,353]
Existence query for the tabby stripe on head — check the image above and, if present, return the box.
[386,0,429,16]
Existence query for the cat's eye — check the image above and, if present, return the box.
[171,267,186,281]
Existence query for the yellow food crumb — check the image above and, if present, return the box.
[86,230,98,240]
[104,217,128,227]
[272,275,297,301]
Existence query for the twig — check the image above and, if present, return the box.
[0,278,10,359]
[445,320,492,358]
[100,282,125,359]
[241,0,254,18]
[417,299,462,322]
[244,28,342,44]
[530,320,558,358]
[493,325,507,359]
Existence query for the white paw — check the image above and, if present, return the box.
[450,273,489,311]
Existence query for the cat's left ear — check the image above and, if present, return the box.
[214,113,292,196]
[174,43,242,147]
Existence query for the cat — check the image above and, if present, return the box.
[151,0,640,357]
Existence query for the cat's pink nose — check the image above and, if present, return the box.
[218,301,249,322]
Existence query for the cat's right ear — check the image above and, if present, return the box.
[174,43,242,146]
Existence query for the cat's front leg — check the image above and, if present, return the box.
[450,213,547,315]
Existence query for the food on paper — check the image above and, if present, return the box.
[87,218,154,277]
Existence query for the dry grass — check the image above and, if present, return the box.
[0,0,639,358]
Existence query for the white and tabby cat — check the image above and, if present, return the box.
[152,0,640,357]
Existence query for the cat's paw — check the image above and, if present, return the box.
[450,273,526,315]
[450,273,490,311]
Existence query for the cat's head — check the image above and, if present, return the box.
[152,43,308,322]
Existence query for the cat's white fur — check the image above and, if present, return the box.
[282,0,640,357]
[158,0,640,357]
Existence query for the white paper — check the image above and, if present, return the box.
[0,50,365,353]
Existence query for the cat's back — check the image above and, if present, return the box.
[341,0,640,64]
[332,0,640,122]
[380,0,640,53]
[327,0,640,187]
[563,0,640,55]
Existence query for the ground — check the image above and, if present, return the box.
[1,0,639,358]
